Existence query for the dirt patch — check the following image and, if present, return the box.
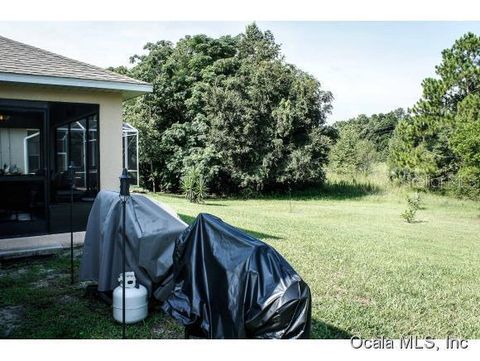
[330,285,347,299]
[59,295,76,305]
[151,318,183,339]
[32,279,49,288]
[39,267,56,275]
[31,271,69,288]
[0,305,25,338]
[0,267,28,279]
[355,295,373,306]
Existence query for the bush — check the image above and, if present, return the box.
[401,192,421,223]
[445,167,480,200]
[407,192,421,209]
[181,167,208,203]
[131,186,149,194]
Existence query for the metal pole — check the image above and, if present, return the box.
[70,184,74,284]
[122,197,126,339]
[119,168,130,339]
[68,161,75,285]
[136,130,139,187]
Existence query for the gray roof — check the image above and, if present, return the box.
[0,35,152,97]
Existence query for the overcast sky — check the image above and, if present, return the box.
[1,21,479,123]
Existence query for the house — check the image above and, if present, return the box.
[0,35,152,238]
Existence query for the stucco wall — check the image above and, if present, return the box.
[0,83,123,190]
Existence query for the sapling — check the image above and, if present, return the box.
[401,192,421,223]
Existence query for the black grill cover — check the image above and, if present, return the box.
[161,213,311,339]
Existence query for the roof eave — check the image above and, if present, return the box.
[0,72,153,100]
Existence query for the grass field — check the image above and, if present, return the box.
[1,165,479,338]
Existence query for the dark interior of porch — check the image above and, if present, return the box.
[0,99,99,238]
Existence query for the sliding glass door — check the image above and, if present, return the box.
[48,101,99,234]
[0,106,48,237]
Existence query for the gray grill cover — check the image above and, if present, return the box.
[79,190,187,295]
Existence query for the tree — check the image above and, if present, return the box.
[449,93,480,198]
[335,108,406,161]
[120,35,238,191]
[389,32,480,192]
[329,125,377,175]
[117,24,334,195]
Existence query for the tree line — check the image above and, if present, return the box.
[114,26,480,199]
[330,108,407,174]
[330,32,480,199]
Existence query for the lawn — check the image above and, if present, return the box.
[1,167,479,338]
[0,251,184,339]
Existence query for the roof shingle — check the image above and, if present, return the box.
[0,35,148,86]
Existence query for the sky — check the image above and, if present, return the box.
[0,21,479,123]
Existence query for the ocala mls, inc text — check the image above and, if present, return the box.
[350,336,469,350]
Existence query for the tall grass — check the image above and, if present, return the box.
[325,162,414,199]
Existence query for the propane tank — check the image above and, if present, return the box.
[113,272,148,324]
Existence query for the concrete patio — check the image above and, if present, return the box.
[0,232,85,260]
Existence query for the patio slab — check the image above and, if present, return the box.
[0,232,85,260]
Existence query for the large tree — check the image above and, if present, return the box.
[388,32,480,192]
[118,24,334,194]
[449,93,480,198]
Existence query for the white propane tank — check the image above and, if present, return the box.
[113,272,148,324]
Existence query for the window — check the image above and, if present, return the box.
[0,127,41,175]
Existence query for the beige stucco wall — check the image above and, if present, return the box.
[0,83,123,190]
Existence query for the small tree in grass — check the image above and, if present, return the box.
[401,192,421,223]
[181,166,207,203]
[329,125,378,175]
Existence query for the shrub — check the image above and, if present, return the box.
[401,208,416,223]
[401,192,421,223]
[445,167,480,200]
[181,167,208,203]
[131,186,149,194]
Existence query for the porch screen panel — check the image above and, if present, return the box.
[53,114,99,200]
[26,130,41,174]
[122,123,139,186]
[70,119,87,190]
[56,127,68,173]
[87,115,98,194]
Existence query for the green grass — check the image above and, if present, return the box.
[151,165,480,339]
[0,253,183,338]
[1,164,479,338]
